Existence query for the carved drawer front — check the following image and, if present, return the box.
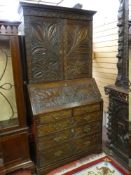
[73,133,101,152]
[37,109,72,125]
[73,103,100,116]
[73,121,102,137]
[74,111,102,125]
[37,143,73,167]
[37,118,73,137]
[37,129,73,150]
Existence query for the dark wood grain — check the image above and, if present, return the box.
[0,21,34,174]
[104,0,129,169]
[20,3,103,174]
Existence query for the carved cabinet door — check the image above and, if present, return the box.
[64,19,92,79]
[24,16,92,83]
[24,16,64,83]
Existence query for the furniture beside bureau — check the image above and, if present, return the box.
[19,3,103,174]
[0,21,33,174]
[105,0,129,169]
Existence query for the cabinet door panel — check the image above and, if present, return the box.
[24,16,64,83]
[64,19,92,79]
[0,35,26,129]
[0,130,30,166]
[0,37,18,129]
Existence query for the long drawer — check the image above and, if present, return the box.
[36,120,101,151]
[73,103,101,116]
[74,111,102,125]
[72,133,101,153]
[37,133,102,167]
[37,128,73,150]
[37,117,73,137]
[36,109,72,125]
[37,143,73,167]
[36,102,101,126]
[73,120,102,137]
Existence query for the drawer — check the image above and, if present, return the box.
[73,103,101,116]
[73,133,101,152]
[37,118,73,137]
[37,109,72,125]
[37,129,73,150]
[37,143,73,167]
[74,111,102,125]
[73,121,102,137]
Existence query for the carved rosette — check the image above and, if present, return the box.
[115,0,129,88]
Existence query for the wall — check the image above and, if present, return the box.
[92,3,119,112]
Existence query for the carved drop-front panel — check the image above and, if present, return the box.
[28,78,101,115]
[25,17,64,83]
[64,20,91,79]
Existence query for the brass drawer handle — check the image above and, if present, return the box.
[53,116,59,120]
[84,127,91,133]
[84,140,91,146]
[84,115,90,121]
[54,136,67,142]
[71,129,75,133]
[53,123,62,130]
[54,137,61,142]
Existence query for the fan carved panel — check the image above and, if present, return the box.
[28,17,63,83]
[65,20,91,79]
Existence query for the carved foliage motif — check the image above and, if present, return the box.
[29,79,101,115]
[116,107,128,153]
[29,18,63,83]
[115,0,129,87]
[26,17,91,83]
[105,87,128,155]
[65,21,90,79]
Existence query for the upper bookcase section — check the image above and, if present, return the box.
[19,2,96,83]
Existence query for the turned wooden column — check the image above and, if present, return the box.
[115,0,129,88]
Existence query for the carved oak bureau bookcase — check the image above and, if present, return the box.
[20,3,103,174]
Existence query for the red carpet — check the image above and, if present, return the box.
[9,154,128,175]
[63,156,128,175]
[47,153,128,175]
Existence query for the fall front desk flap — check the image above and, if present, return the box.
[28,78,102,116]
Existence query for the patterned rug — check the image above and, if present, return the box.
[63,156,128,175]
[47,153,128,175]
